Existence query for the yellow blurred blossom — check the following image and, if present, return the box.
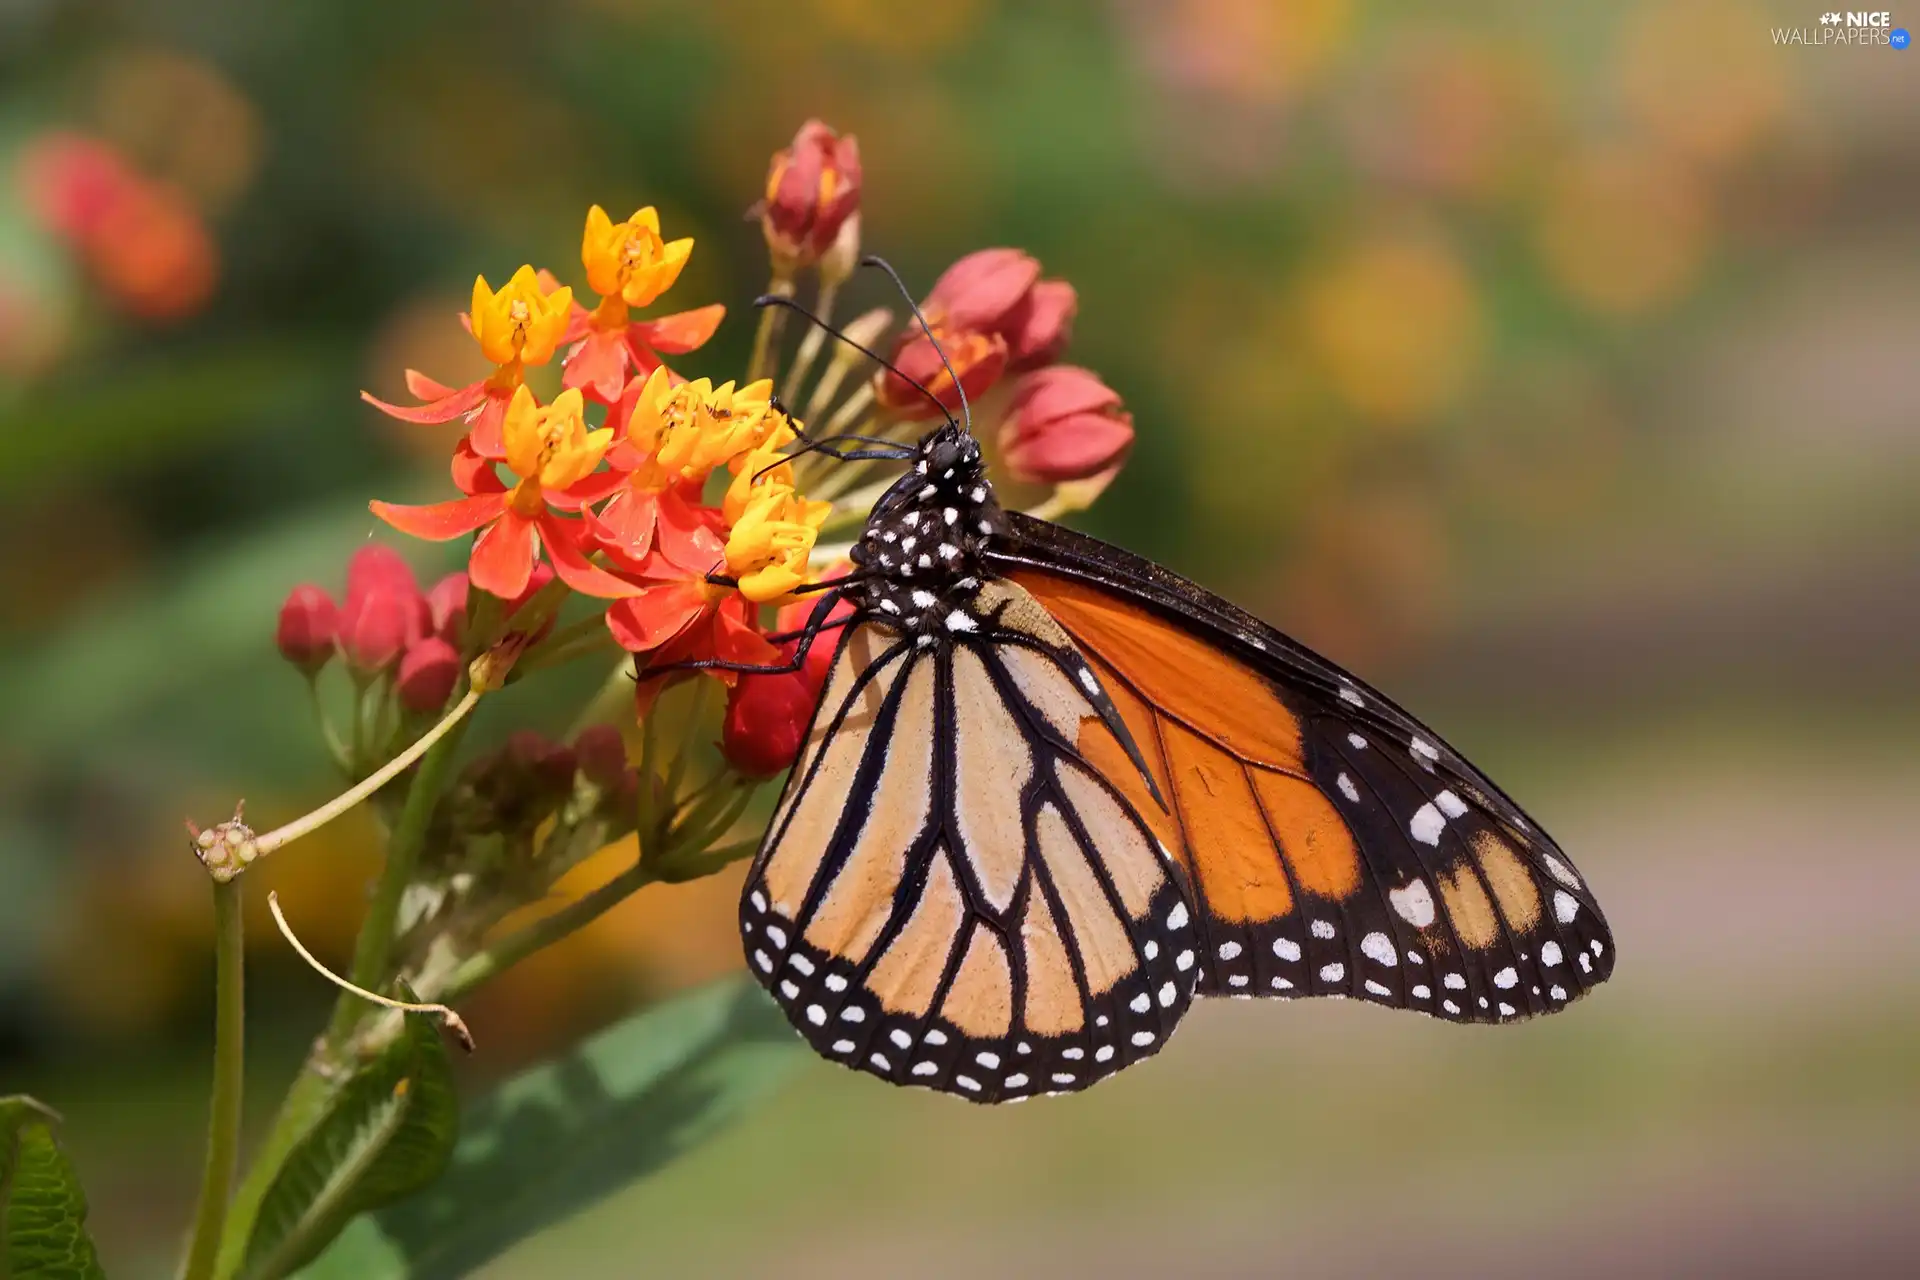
[1303,231,1484,426]
[1535,145,1710,316]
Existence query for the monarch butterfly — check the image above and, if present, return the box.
[712,277,1614,1105]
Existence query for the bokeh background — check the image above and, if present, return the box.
[3,0,1917,1275]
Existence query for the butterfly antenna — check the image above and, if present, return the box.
[753,294,956,427]
[861,254,970,434]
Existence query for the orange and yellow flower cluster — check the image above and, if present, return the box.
[364,203,827,680]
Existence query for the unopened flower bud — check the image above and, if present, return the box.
[572,724,632,790]
[339,584,418,675]
[395,637,461,713]
[721,667,820,779]
[1005,279,1078,370]
[276,584,338,673]
[818,211,862,288]
[925,248,1040,333]
[761,119,863,271]
[427,572,469,642]
[877,329,1007,419]
[505,730,578,801]
[999,366,1135,485]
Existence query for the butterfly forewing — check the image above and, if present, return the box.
[742,589,1200,1104]
[995,513,1616,1025]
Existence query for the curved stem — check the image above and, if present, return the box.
[253,685,483,861]
[327,706,474,1045]
[180,878,245,1280]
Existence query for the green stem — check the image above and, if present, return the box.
[440,860,655,1002]
[327,708,473,1044]
[781,281,837,405]
[304,675,350,774]
[181,878,245,1280]
[747,272,796,383]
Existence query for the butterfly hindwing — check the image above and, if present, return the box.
[743,592,1200,1104]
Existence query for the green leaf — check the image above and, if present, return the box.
[241,1011,460,1280]
[299,977,801,1280]
[0,1096,107,1280]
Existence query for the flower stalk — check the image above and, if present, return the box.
[179,876,244,1280]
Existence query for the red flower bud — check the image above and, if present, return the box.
[721,665,821,779]
[276,584,338,673]
[925,248,1040,333]
[427,572,469,642]
[572,724,632,790]
[999,366,1135,485]
[339,545,429,674]
[395,637,461,713]
[876,329,1008,419]
[505,730,578,798]
[761,119,863,270]
[1004,279,1078,370]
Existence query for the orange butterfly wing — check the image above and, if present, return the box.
[997,514,1614,1023]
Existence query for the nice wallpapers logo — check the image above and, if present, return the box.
[1774,10,1912,46]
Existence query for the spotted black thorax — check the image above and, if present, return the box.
[845,423,1007,643]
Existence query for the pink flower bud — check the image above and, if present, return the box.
[345,543,421,609]
[427,572,469,642]
[339,588,416,674]
[1004,279,1078,370]
[505,730,577,798]
[722,667,820,779]
[999,366,1135,485]
[276,584,338,673]
[761,119,863,270]
[572,724,632,790]
[339,545,429,674]
[876,329,1007,419]
[925,248,1040,333]
[395,637,461,713]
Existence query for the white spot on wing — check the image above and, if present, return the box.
[1338,685,1365,708]
[1360,932,1398,966]
[1158,981,1176,1007]
[1273,938,1302,962]
[1217,941,1242,961]
[1337,773,1360,802]
[1435,790,1468,819]
[1554,890,1579,924]
[1493,967,1518,990]
[1540,941,1563,967]
[1309,919,1336,940]
[1409,803,1445,845]
[1166,901,1190,930]
[1319,962,1346,983]
[1411,737,1440,766]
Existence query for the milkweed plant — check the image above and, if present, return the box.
[1,121,1142,1279]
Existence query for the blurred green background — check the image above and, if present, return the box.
[3,0,1917,1275]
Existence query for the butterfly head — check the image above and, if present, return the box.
[847,424,1005,639]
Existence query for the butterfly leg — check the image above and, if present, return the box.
[637,588,859,679]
